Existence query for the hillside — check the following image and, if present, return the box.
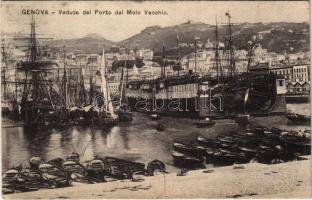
[29,21,310,55]
[118,21,309,57]
[47,33,116,54]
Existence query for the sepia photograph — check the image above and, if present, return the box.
[1,1,311,198]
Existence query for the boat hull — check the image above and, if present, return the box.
[127,74,286,118]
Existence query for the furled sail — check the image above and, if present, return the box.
[100,49,117,119]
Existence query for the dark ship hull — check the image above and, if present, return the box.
[126,73,287,118]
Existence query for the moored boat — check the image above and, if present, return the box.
[172,142,198,156]
[29,156,44,170]
[171,151,204,166]
[281,133,311,155]
[38,162,71,187]
[286,113,311,125]
[206,149,243,166]
[197,136,214,147]
[118,109,133,121]
[193,117,216,128]
[235,114,250,124]
[103,156,146,179]
[150,113,160,120]
[85,159,106,182]
[66,152,80,163]
[2,169,19,184]
[146,160,166,176]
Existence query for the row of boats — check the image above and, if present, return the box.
[171,126,311,168]
[286,112,311,125]
[2,153,166,194]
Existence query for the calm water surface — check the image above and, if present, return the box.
[2,103,310,172]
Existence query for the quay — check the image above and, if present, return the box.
[4,157,311,199]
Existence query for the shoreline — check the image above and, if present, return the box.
[4,157,311,199]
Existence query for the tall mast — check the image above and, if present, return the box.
[89,60,94,104]
[1,36,7,100]
[176,34,179,60]
[119,66,125,106]
[161,44,166,77]
[225,11,236,77]
[101,49,109,112]
[215,17,220,84]
[100,49,117,118]
[79,61,86,105]
[125,67,129,108]
[15,69,18,102]
[247,45,253,73]
[247,37,258,73]
[30,15,37,64]
[194,35,197,73]
[176,34,180,76]
[62,46,68,108]
[19,15,56,124]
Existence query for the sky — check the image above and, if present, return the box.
[1,1,310,42]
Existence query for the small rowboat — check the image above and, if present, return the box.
[287,113,311,124]
[197,136,214,147]
[171,151,204,166]
[66,152,80,163]
[150,114,160,120]
[172,142,198,156]
[235,114,250,124]
[193,118,215,128]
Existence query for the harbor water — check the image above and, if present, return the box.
[2,103,310,172]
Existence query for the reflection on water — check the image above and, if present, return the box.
[2,104,310,172]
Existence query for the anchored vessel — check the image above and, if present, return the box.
[126,13,287,118]
[2,16,118,127]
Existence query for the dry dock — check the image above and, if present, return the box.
[4,157,311,199]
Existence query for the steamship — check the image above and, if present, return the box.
[125,13,287,118]
[126,72,287,118]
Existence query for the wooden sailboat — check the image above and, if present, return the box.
[117,62,133,121]
[97,49,118,125]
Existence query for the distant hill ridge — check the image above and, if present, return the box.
[46,21,309,55]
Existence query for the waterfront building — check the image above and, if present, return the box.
[105,52,121,72]
[76,54,88,65]
[136,49,153,61]
[108,81,120,95]
[204,38,214,49]
[182,50,217,73]
[88,54,100,64]
[287,81,310,95]
[292,64,310,82]
[269,65,293,83]
[268,52,286,65]
[252,44,269,63]
[137,62,162,79]
[250,62,310,94]
[178,43,188,48]
[234,49,249,72]
[286,54,300,64]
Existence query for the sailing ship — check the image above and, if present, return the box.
[68,49,118,126]
[126,12,287,118]
[117,60,133,121]
[15,16,59,126]
[95,49,118,125]
[1,35,19,117]
[3,16,117,127]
